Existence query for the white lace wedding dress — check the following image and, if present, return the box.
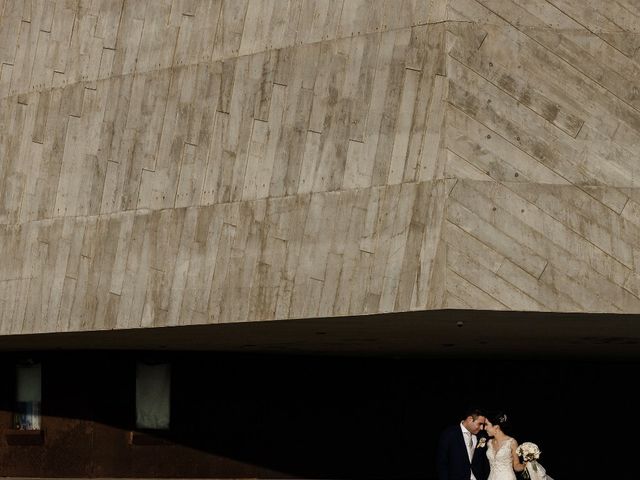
[525,461,554,480]
[487,438,517,480]
[487,438,554,480]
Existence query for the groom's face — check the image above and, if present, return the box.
[465,415,486,435]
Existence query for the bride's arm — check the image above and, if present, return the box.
[511,440,527,472]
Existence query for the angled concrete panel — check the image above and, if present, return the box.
[1,0,640,338]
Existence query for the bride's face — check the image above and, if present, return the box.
[485,420,496,436]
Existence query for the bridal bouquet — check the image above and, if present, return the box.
[516,442,541,479]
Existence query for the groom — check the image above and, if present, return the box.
[436,406,489,480]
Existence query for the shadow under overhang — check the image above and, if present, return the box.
[0,309,639,359]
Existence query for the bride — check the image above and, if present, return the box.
[484,413,527,480]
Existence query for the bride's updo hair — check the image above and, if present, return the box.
[488,411,510,433]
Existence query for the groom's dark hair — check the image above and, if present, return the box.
[461,406,486,420]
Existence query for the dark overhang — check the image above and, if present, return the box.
[0,309,638,359]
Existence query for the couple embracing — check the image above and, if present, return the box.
[436,407,528,480]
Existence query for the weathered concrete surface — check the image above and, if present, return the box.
[442,0,640,313]
[0,182,447,334]
[1,0,640,336]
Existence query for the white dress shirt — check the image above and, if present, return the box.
[460,423,477,480]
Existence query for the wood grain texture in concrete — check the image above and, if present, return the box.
[1,0,639,336]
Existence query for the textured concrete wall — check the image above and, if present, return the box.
[0,0,449,334]
[443,0,640,313]
[1,0,639,335]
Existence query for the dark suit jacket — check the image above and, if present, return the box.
[436,425,489,480]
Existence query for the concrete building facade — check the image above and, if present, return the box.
[0,0,639,478]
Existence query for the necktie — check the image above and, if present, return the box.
[467,433,474,461]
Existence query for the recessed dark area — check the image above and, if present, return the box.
[1,310,639,477]
[0,349,636,478]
